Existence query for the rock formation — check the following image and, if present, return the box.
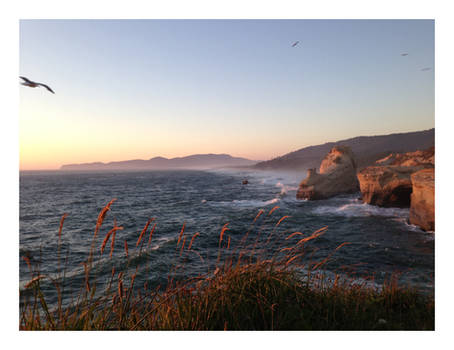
[357,166,415,207]
[410,168,435,231]
[357,147,434,208]
[254,128,434,171]
[296,146,359,200]
[375,147,434,167]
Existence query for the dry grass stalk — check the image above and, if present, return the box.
[25,275,45,289]
[276,215,290,227]
[94,199,117,237]
[190,249,205,263]
[286,231,303,240]
[124,240,129,258]
[100,230,114,255]
[118,277,124,300]
[187,232,200,250]
[82,262,90,292]
[312,242,351,270]
[219,223,229,244]
[253,210,264,223]
[147,223,157,248]
[297,226,328,245]
[58,213,68,241]
[101,219,123,255]
[177,222,186,246]
[179,236,187,256]
[110,229,117,259]
[268,206,280,216]
[334,242,351,251]
[286,253,304,266]
[137,218,154,247]
[280,247,293,252]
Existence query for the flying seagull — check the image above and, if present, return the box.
[401,53,409,56]
[291,41,300,47]
[421,67,432,71]
[20,76,55,94]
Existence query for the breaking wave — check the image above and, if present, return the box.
[275,182,299,196]
[311,200,410,218]
[210,197,280,208]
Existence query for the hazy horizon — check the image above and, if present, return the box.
[20,126,434,171]
[20,19,434,170]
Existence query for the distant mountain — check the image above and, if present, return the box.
[61,154,256,171]
[254,128,435,171]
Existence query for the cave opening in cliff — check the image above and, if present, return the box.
[388,185,412,208]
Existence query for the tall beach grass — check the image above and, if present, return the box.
[19,200,434,330]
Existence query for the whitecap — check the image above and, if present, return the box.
[150,236,175,251]
[312,202,410,218]
[392,217,435,237]
[275,182,299,196]
[209,197,280,209]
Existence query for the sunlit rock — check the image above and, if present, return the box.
[410,168,435,232]
[296,146,359,200]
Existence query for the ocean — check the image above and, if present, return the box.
[19,169,434,309]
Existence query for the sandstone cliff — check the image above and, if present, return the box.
[410,168,435,231]
[357,166,416,207]
[357,147,434,208]
[296,146,359,200]
[375,147,434,167]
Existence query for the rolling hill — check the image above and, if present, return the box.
[61,154,256,171]
[254,129,435,171]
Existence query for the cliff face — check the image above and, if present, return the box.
[410,168,435,232]
[357,166,415,207]
[375,147,434,167]
[357,147,434,208]
[296,146,359,200]
[296,144,435,232]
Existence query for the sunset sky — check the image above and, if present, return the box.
[19,19,434,170]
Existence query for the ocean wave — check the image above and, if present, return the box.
[275,182,299,196]
[209,197,280,209]
[150,236,175,251]
[392,217,435,237]
[312,202,410,218]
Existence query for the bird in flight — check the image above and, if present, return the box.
[291,41,300,47]
[421,67,432,71]
[20,76,55,94]
[401,53,409,56]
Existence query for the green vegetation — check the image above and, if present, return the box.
[20,199,434,330]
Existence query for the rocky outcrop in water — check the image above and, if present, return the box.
[357,166,415,207]
[410,168,435,231]
[357,147,434,208]
[296,146,359,200]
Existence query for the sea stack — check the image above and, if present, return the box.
[296,146,360,200]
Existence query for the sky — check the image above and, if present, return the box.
[19,19,434,170]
